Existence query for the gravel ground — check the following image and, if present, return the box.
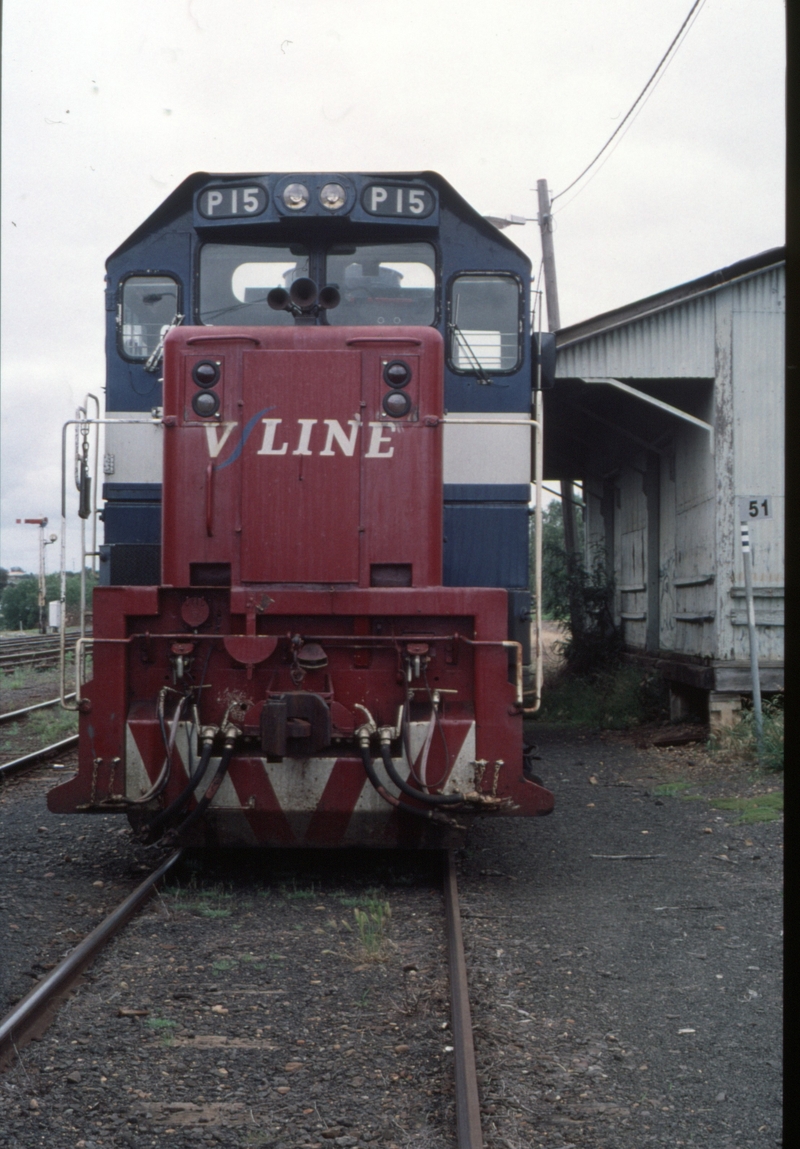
[0,723,783,1149]
[460,725,783,1149]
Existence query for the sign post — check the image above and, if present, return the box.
[737,496,772,756]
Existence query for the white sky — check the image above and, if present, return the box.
[0,0,785,572]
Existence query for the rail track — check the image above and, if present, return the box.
[0,696,79,777]
[0,849,484,1147]
[0,633,79,674]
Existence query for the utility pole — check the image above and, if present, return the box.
[536,179,583,642]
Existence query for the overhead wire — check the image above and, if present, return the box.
[551,0,708,208]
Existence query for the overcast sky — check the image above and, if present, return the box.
[0,0,785,573]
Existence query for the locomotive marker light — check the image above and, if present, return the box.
[192,360,220,388]
[319,183,347,211]
[192,390,220,418]
[383,391,412,418]
[282,182,310,211]
[383,360,412,387]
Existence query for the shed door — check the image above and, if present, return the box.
[241,350,362,583]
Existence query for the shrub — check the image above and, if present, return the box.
[709,697,784,771]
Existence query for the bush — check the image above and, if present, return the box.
[555,551,623,676]
[709,697,784,771]
[536,663,668,729]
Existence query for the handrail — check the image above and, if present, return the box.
[59,415,161,710]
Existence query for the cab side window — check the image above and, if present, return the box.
[448,274,522,373]
[119,275,181,360]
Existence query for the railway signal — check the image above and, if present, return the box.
[15,517,58,634]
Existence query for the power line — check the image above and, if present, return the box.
[552,0,707,204]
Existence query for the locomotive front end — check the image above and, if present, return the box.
[48,171,554,845]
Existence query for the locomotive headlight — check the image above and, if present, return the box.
[383,360,412,388]
[319,183,346,211]
[192,360,220,388]
[282,183,310,211]
[192,390,220,418]
[382,390,412,418]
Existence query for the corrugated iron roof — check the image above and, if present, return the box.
[556,247,785,349]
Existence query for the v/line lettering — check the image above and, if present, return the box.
[205,418,397,461]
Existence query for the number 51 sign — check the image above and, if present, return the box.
[738,496,773,522]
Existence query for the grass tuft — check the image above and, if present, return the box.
[353,898,391,961]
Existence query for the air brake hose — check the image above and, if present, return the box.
[358,744,460,828]
[161,729,237,846]
[130,692,187,806]
[378,741,464,807]
[142,731,216,842]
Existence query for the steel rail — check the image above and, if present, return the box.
[0,850,183,1068]
[443,849,483,1148]
[0,695,76,724]
[0,735,79,777]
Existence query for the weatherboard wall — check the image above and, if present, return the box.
[564,259,784,677]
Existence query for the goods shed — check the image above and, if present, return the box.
[546,247,785,726]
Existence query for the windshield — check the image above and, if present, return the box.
[198,241,436,327]
[324,243,436,326]
[199,244,310,326]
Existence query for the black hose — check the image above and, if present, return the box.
[358,745,460,828]
[379,742,464,806]
[142,738,214,842]
[161,739,235,846]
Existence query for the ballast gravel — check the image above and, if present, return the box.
[0,726,783,1149]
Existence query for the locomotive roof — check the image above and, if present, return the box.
[107,170,530,264]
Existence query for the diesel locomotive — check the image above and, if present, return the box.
[49,171,554,847]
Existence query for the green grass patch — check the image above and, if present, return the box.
[145,1017,177,1030]
[652,781,695,798]
[197,907,232,919]
[25,709,79,743]
[710,792,784,823]
[212,959,238,972]
[4,667,36,691]
[269,953,286,962]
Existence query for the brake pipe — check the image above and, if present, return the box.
[358,742,460,828]
[354,712,460,827]
[161,724,238,845]
[378,733,464,807]
[128,690,186,806]
[142,725,216,841]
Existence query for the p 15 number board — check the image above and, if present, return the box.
[361,184,435,218]
[198,186,268,219]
